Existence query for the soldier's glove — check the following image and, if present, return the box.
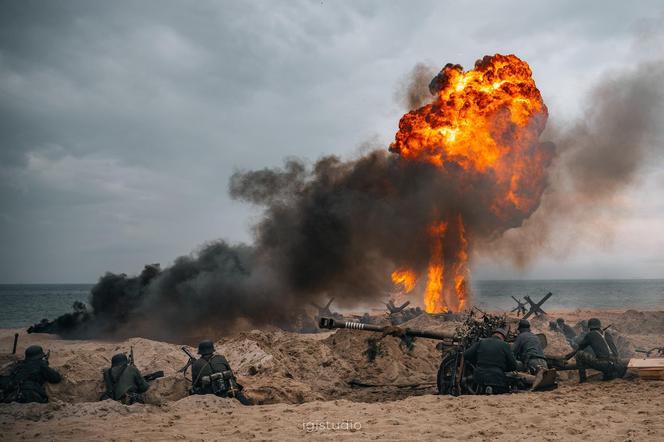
[381,326,406,338]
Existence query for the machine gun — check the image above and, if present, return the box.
[635,347,664,358]
[125,346,163,382]
[178,346,197,375]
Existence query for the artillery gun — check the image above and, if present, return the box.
[319,313,547,395]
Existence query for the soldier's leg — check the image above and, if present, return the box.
[575,351,595,383]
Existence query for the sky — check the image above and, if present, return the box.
[1,0,663,283]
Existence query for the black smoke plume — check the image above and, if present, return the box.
[34,58,663,340]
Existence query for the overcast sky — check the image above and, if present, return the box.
[1,0,663,283]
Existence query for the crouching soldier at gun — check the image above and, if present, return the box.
[463,328,518,394]
[101,353,151,404]
[564,318,627,383]
[180,340,252,405]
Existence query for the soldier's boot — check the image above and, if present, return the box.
[234,391,253,406]
[578,368,587,383]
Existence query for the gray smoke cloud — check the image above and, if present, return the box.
[491,60,664,265]
[396,63,437,110]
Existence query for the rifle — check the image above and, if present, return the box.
[129,346,135,366]
[11,334,18,355]
[635,347,664,358]
[143,370,165,382]
[178,347,197,374]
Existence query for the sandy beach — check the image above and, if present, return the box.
[2,309,664,441]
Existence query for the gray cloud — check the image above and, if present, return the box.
[1,0,663,282]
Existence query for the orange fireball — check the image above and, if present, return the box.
[390,54,549,313]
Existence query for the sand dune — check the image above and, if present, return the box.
[2,309,664,441]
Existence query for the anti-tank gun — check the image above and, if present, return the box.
[319,317,472,395]
[319,313,555,396]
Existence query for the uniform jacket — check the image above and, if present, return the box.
[464,336,518,388]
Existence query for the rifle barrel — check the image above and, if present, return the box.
[12,333,18,354]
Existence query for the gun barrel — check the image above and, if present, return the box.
[181,346,197,360]
[12,333,18,354]
[318,317,455,341]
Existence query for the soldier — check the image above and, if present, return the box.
[463,328,518,394]
[565,318,627,383]
[101,353,149,404]
[191,340,251,405]
[512,319,548,374]
[2,345,61,403]
[556,318,577,345]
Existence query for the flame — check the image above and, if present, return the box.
[389,54,549,313]
[424,221,448,313]
[391,268,418,293]
[390,54,548,217]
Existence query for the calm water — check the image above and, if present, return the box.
[471,279,664,311]
[1,280,663,328]
[0,284,92,328]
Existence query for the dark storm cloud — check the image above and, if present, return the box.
[1,0,663,286]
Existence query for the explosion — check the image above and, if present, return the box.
[39,53,560,339]
[389,54,549,313]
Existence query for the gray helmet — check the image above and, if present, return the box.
[111,353,128,367]
[198,340,215,355]
[518,319,530,330]
[25,345,45,360]
[493,328,507,339]
[588,318,602,330]
[556,318,565,324]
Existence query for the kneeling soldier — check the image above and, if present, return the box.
[1,345,61,403]
[191,340,251,405]
[101,353,149,404]
[565,318,627,383]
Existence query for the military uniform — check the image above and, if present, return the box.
[512,320,548,373]
[102,353,149,404]
[191,340,251,405]
[3,345,61,403]
[570,318,626,382]
[463,330,518,394]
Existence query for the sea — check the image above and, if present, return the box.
[1,280,663,329]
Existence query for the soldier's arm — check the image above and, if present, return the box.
[511,334,523,358]
[463,342,479,362]
[605,333,619,357]
[565,333,589,359]
[41,363,62,384]
[504,344,518,372]
[134,368,150,393]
